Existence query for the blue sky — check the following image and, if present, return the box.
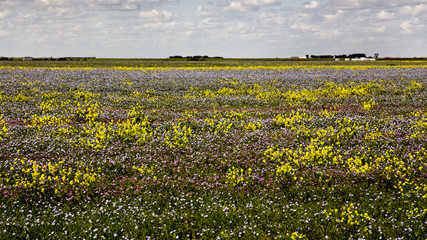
[0,0,426,58]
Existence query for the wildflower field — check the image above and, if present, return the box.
[0,60,427,239]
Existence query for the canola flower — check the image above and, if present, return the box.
[0,114,9,140]
[1,158,100,196]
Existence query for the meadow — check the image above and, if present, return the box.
[0,59,427,239]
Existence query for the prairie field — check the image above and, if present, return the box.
[0,60,427,239]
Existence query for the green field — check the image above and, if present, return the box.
[0,59,427,239]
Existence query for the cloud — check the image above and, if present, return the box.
[257,10,285,25]
[398,4,427,16]
[376,10,395,20]
[314,28,341,39]
[227,22,255,36]
[196,2,218,18]
[197,0,282,18]
[374,26,386,33]
[139,9,175,19]
[290,24,314,31]
[136,9,180,30]
[198,18,224,29]
[0,0,180,13]
[304,1,318,9]
[324,0,427,10]
[135,21,177,30]
[0,10,12,19]
[400,20,414,34]
[242,0,282,7]
[223,1,259,12]
[399,18,424,34]
[0,30,9,38]
[322,10,344,21]
[38,34,49,42]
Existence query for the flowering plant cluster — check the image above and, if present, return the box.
[0,60,426,239]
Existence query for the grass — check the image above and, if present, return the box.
[0,60,426,239]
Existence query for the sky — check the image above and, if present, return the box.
[0,0,426,58]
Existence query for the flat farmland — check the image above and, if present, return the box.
[1,60,427,239]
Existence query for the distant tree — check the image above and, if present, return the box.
[310,55,334,59]
[348,53,366,58]
[335,55,347,58]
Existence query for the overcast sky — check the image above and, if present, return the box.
[0,0,426,58]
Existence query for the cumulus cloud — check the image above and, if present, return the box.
[400,20,414,34]
[290,24,314,31]
[376,10,395,20]
[139,9,175,19]
[1,0,180,13]
[242,0,282,7]
[257,10,285,25]
[197,2,218,18]
[304,1,318,9]
[0,30,9,38]
[198,18,224,29]
[372,25,386,33]
[398,4,427,16]
[227,22,255,36]
[136,8,181,31]
[0,10,12,19]
[322,10,344,21]
[325,0,427,10]
[197,0,282,18]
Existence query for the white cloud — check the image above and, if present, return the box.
[0,10,12,19]
[314,29,341,39]
[223,2,258,12]
[325,0,427,10]
[227,22,254,35]
[398,4,427,16]
[290,24,314,31]
[257,10,285,25]
[376,10,395,20]
[198,18,224,29]
[400,20,413,34]
[135,21,177,30]
[38,34,49,42]
[197,2,218,18]
[304,1,318,9]
[242,0,282,7]
[322,10,343,21]
[198,0,282,17]
[0,30,9,38]
[120,3,139,10]
[139,9,174,19]
[374,25,386,33]
[90,22,105,28]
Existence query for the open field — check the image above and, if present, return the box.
[1,60,427,239]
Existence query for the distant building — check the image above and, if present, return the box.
[351,57,376,61]
[22,56,32,61]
